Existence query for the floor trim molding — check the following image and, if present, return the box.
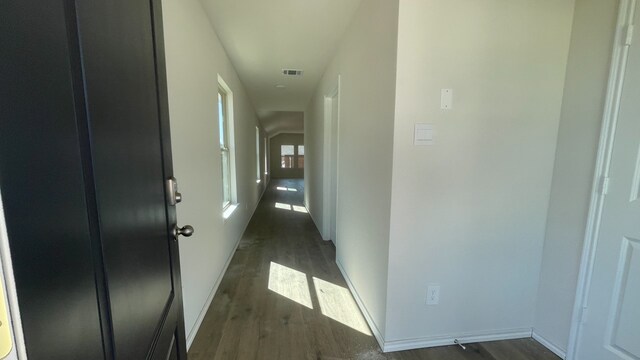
[532,330,567,359]
[383,328,533,353]
[336,260,386,350]
[186,234,241,349]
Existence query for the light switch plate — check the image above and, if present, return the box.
[441,88,453,110]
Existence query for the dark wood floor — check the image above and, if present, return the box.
[188,179,560,360]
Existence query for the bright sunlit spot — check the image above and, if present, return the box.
[268,262,313,309]
[312,277,372,336]
[276,186,298,192]
[275,202,292,210]
[275,202,308,213]
[292,205,308,213]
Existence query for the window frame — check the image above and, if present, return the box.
[280,144,304,169]
[280,145,295,169]
[297,145,304,169]
[255,126,261,183]
[218,75,236,212]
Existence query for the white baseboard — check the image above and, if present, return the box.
[185,234,241,349]
[307,207,330,241]
[532,330,567,359]
[383,328,532,353]
[335,260,386,350]
[186,183,267,349]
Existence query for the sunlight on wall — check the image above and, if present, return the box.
[268,262,313,309]
[312,277,372,336]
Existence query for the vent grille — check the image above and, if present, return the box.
[282,69,304,76]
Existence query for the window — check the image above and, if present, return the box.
[255,127,261,182]
[281,145,295,169]
[218,76,235,211]
[280,144,304,169]
[297,145,304,169]
[264,137,268,175]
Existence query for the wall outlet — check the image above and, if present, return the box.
[427,284,440,305]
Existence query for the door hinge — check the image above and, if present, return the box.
[601,176,611,195]
[625,24,634,46]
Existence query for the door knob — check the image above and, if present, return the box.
[174,225,194,238]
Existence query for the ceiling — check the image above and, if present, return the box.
[200,0,363,134]
[259,111,304,136]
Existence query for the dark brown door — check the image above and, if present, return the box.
[74,0,187,359]
[0,0,187,359]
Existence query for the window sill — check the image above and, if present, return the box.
[223,203,239,221]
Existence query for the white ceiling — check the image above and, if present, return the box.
[200,0,363,134]
[260,111,304,136]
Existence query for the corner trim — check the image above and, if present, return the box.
[336,260,386,350]
[532,330,567,359]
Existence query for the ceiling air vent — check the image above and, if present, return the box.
[282,69,304,76]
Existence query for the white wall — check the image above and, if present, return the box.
[385,0,575,347]
[304,0,399,341]
[162,0,266,347]
[534,0,620,354]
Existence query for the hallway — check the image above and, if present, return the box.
[187,179,559,360]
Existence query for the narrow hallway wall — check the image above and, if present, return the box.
[162,0,266,347]
[304,0,399,344]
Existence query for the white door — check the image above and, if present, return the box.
[575,9,640,360]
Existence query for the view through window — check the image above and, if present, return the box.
[280,145,304,169]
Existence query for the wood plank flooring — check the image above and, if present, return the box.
[187,179,560,360]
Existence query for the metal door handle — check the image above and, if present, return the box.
[174,225,194,238]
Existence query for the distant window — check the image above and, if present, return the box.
[264,137,268,175]
[297,145,304,169]
[280,144,304,169]
[256,127,261,181]
[281,145,295,168]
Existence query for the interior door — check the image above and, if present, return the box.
[0,1,107,358]
[575,9,640,360]
[75,0,187,359]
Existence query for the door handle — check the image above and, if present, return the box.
[174,225,194,239]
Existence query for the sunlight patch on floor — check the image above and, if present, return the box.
[268,262,313,309]
[275,202,308,213]
[292,205,308,213]
[275,202,292,210]
[276,186,298,192]
[312,277,372,336]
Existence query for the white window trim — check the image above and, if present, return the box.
[218,74,237,215]
[256,126,261,183]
